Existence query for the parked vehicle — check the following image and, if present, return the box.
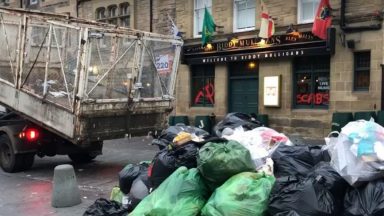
[0,7,183,172]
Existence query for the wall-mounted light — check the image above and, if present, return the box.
[206,43,213,49]
[286,24,300,36]
[230,37,239,44]
[248,62,256,69]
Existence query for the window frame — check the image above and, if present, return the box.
[293,56,330,109]
[108,5,118,18]
[105,5,118,26]
[120,3,130,16]
[194,0,212,38]
[190,64,215,107]
[95,7,106,20]
[119,3,131,27]
[353,51,371,91]
[233,0,256,33]
[297,0,320,24]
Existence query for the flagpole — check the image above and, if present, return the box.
[167,13,176,27]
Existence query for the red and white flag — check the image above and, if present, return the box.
[312,0,332,40]
[258,0,274,38]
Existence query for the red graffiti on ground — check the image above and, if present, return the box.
[194,83,214,104]
[296,93,329,105]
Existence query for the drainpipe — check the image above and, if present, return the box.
[149,0,153,32]
[340,0,381,33]
[20,0,23,8]
[76,0,82,18]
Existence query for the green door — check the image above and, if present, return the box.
[229,77,259,114]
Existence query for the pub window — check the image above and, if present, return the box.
[297,0,320,24]
[354,51,370,91]
[191,64,215,107]
[293,56,330,109]
[233,0,256,32]
[194,0,212,37]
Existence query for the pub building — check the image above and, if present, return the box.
[172,1,382,140]
[177,29,335,139]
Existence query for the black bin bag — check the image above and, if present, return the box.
[273,211,301,216]
[344,180,384,216]
[149,143,198,189]
[213,112,262,137]
[152,125,210,150]
[268,162,348,216]
[118,163,148,194]
[268,176,336,216]
[128,168,151,209]
[306,162,349,201]
[83,198,128,216]
[272,144,330,178]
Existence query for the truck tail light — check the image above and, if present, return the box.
[19,128,39,142]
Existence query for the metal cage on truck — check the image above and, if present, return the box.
[0,7,183,147]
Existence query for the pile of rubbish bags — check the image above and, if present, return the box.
[84,113,384,216]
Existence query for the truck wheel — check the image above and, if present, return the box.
[0,135,35,172]
[68,153,96,164]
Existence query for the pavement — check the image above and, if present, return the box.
[0,133,325,216]
[0,136,158,216]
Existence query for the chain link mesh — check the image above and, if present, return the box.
[0,10,182,107]
[86,32,136,99]
[0,13,21,85]
[140,39,176,99]
[21,18,79,109]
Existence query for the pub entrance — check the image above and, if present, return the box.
[228,61,259,115]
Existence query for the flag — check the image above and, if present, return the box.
[312,0,332,40]
[201,7,216,46]
[168,14,182,37]
[258,0,274,39]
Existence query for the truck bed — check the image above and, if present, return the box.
[0,7,182,146]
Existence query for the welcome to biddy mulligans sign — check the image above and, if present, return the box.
[184,31,329,64]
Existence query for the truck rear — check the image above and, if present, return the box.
[0,7,183,172]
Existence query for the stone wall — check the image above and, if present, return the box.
[13,0,384,139]
[78,0,135,28]
[174,0,384,139]
[134,0,149,31]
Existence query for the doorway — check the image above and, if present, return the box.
[228,61,259,115]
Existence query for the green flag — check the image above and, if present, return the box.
[201,7,216,46]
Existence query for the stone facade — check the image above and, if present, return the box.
[23,0,76,15]
[5,0,384,139]
[171,0,384,139]
[0,0,20,8]
[78,0,135,28]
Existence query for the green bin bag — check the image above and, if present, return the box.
[198,140,255,190]
[201,172,275,216]
[129,166,209,216]
[110,186,124,203]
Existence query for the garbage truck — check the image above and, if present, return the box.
[0,7,183,172]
